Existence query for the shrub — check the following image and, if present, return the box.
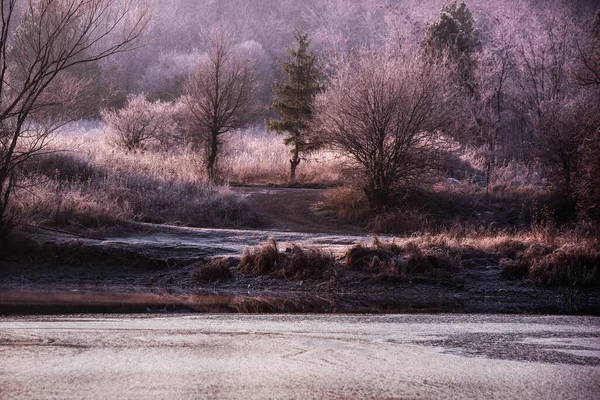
[528,243,600,286]
[102,94,179,152]
[313,51,455,208]
[195,258,233,283]
[239,237,280,275]
[239,239,336,280]
[280,245,335,279]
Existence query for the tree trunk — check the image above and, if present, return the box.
[0,173,15,238]
[290,145,301,185]
[365,184,389,210]
[207,132,219,183]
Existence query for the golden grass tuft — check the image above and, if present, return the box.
[238,238,336,279]
[528,242,600,286]
[345,237,459,280]
[239,237,280,275]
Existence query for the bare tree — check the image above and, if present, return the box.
[575,10,600,89]
[505,7,584,195]
[0,0,149,235]
[473,43,511,194]
[180,29,260,183]
[533,94,593,195]
[314,53,454,209]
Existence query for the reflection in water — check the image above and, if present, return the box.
[0,290,466,314]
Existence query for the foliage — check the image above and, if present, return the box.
[268,30,323,184]
[421,1,480,91]
[102,95,179,152]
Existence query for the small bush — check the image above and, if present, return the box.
[239,239,336,279]
[280,245,336,279]
[239,237,280,275]
[195,258,233,283]
[346,238,458,279]
[528,243,600,286]
[102,94,179,152]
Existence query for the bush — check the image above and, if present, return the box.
[195,258,233,283]
[280,245,335,279]
[528,243,600,286]
[102,94,179,152]
[313,51,455,208]
[239,237,280,275]
[238,238,336,279]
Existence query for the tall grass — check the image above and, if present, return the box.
[222,127,343,185]
[14,122,262,231]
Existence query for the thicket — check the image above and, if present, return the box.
[3,0,600,236]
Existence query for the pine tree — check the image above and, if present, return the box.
[422,1,480,93]
[268,30,322,184]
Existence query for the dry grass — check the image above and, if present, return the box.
[239,237,280,275]
[445,146,546,195]
[343,231,599,286]
[346,237,459,281]
[13,122,262,232]
[195,258,233,283]
[12,123,347,232]
[238,238,336,280]
[222,127,344,185]
[281,245,336,279]
[322,178,566,236]
[515,241,600,286]
[319,142,554,235]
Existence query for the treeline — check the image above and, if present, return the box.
[1,0,600,236]
[101,1,600,222]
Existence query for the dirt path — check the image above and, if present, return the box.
[231,185,363,235]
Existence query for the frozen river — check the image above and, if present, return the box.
[1,314,599,399]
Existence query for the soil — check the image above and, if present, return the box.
[230,185,362,234]
[1,186,599,315]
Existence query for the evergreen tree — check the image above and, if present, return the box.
[422,1,480,92]
[268,30,322,184]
